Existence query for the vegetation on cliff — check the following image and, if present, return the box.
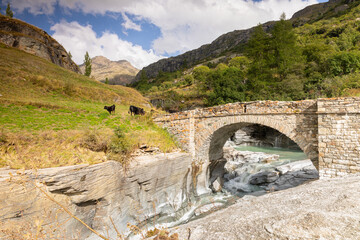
[133,0,360,111]
[0,44,177,169]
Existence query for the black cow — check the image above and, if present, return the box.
[129,105,145,116]
[104,104,115,114]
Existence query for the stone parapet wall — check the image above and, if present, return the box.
[155,100,317,123]
[318,97,360,113]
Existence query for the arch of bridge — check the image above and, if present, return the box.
[194,114,318,169]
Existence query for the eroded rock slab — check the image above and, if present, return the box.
[0,152,192,239]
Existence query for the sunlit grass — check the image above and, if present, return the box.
[0,44,177,169]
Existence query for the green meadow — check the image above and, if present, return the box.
[0,44,177,169]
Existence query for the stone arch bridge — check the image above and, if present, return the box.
[154,98,360,194]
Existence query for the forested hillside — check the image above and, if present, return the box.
[133,0,360,111]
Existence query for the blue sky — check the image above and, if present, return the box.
[1,0,327,69]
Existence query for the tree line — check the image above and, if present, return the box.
[189,12,360,106]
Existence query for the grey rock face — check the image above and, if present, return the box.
[0,153,193,239]
[0,15,80,73]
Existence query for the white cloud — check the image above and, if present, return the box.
[121,0,320,55]
[50,21,163,69]
[11,0,322,64]
[8,0,57,15]
[121,12,142,32]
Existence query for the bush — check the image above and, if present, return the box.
[81,130,108,152]
[109,127,131,154]
[184,74,194,86]
[108,127,133,168]
[328,51,360,76]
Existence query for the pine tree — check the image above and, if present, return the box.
[84,51,92,77]
[270,13,301,81]
[6,3,13,18]
[245,24,272,97]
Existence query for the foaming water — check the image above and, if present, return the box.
[223,146,308,196]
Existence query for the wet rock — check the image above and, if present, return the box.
[171,174,360,240]
[223,147,279,165]
[249,171,279,185]
[276,159,315,175]
[229,125,300,150]
[267,168,319,191]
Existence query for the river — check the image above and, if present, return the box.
[129,146,312,239]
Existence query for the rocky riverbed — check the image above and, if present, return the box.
[171,173,360,240]
[210,145,319,195]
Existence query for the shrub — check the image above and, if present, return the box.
[108,127,133,168]
[184,75,194,86]
[81,130,108,152]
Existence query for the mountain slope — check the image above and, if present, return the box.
[135,0,350,81]
[132,0,360,112]
[0,44,176,169]
[79,56,139,85]
[0,15,80,73]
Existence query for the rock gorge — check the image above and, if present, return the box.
[1,123,320,239]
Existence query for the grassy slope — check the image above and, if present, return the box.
[0,44,176,169]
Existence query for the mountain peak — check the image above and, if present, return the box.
[80,56,139,85]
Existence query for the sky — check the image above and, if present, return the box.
[1,0,328,69]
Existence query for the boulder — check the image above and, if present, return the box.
[223,147,279,165]
[249,171,279,185]
[276,159,316,175]
[267,168,319,191]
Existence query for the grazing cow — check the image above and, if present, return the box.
[104,104,115,114]
[129,105,145,116]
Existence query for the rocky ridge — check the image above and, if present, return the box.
[79,56,139,85]
[0,15,80,73]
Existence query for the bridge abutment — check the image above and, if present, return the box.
[318,98,360,177]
